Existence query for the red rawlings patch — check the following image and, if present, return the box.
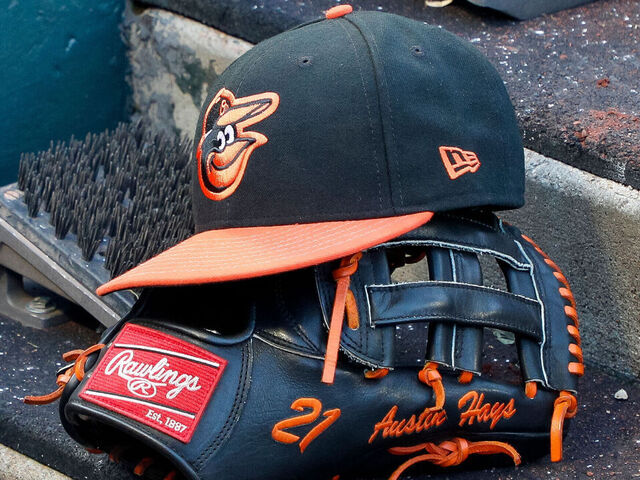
[79,323,227,443]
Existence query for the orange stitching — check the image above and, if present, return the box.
[272,398,341,453]
[550,391,577,462]
[272,398,322,445]
[299,408,341,453]
[439,146,481,180]
[387,437,520,479]
[458,391,516,430]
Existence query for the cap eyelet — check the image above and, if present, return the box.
[298,56,313,68]
[411,45,424,57]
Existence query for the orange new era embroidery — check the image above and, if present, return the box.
[439,146,481,180]
[196,88,279,200]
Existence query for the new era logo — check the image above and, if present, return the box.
[439,146,481,180]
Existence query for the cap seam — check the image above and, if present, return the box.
[344,16,396,212]
[358,19,405,207]
[335,19,383,211]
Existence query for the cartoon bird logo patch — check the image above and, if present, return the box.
[196,88,280,200]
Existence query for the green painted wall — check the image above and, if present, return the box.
[0,0,128,185]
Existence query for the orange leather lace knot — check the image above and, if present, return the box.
[550,391,578,462]
[23,343,105,405]
[418,362,445,410]
[387,437,521,479]
[322,253,363,384]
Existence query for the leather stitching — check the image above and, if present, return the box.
[196,342,251,470]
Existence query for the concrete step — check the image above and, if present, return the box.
[0,444,70,480]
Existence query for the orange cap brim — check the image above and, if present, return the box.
[96,211,433,296]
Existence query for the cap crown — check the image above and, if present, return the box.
[193,11,524,232]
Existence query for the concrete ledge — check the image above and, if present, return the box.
[125,6,251,137]
[0,444,69,480]
[125,8,640,378]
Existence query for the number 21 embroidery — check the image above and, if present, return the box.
[271,398,341,453]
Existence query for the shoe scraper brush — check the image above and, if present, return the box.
[0,122,193,324]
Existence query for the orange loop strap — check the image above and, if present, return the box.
[550,391,578,462]
[418,362,445,410]
[364,368,389,379]
[457,371,473,384]
[322,253,362,384]
[388,437,521,479]
[24,343,105,405]
[525,381,538,399]
[345,289,360,330]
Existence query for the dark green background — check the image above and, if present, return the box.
[0,0,129,185]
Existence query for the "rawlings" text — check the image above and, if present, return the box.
[105,350,202,400]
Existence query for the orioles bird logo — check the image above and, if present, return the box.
[196,88,280,200]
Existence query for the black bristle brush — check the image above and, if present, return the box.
[17,121,194,278]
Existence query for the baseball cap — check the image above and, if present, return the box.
[97,5,524,296]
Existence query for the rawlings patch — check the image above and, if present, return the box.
[79,323,227,443]
[196,87,280,201]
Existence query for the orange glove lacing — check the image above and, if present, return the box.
[322,253,362,384]
[388,437,521,479]
[23,343,105,405]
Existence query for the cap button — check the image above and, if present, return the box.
[325,4,353,19]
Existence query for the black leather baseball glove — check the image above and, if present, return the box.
[26,211,583,480]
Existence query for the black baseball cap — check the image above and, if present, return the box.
[98,5,524,295]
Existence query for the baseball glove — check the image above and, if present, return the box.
[25,210,583,480]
